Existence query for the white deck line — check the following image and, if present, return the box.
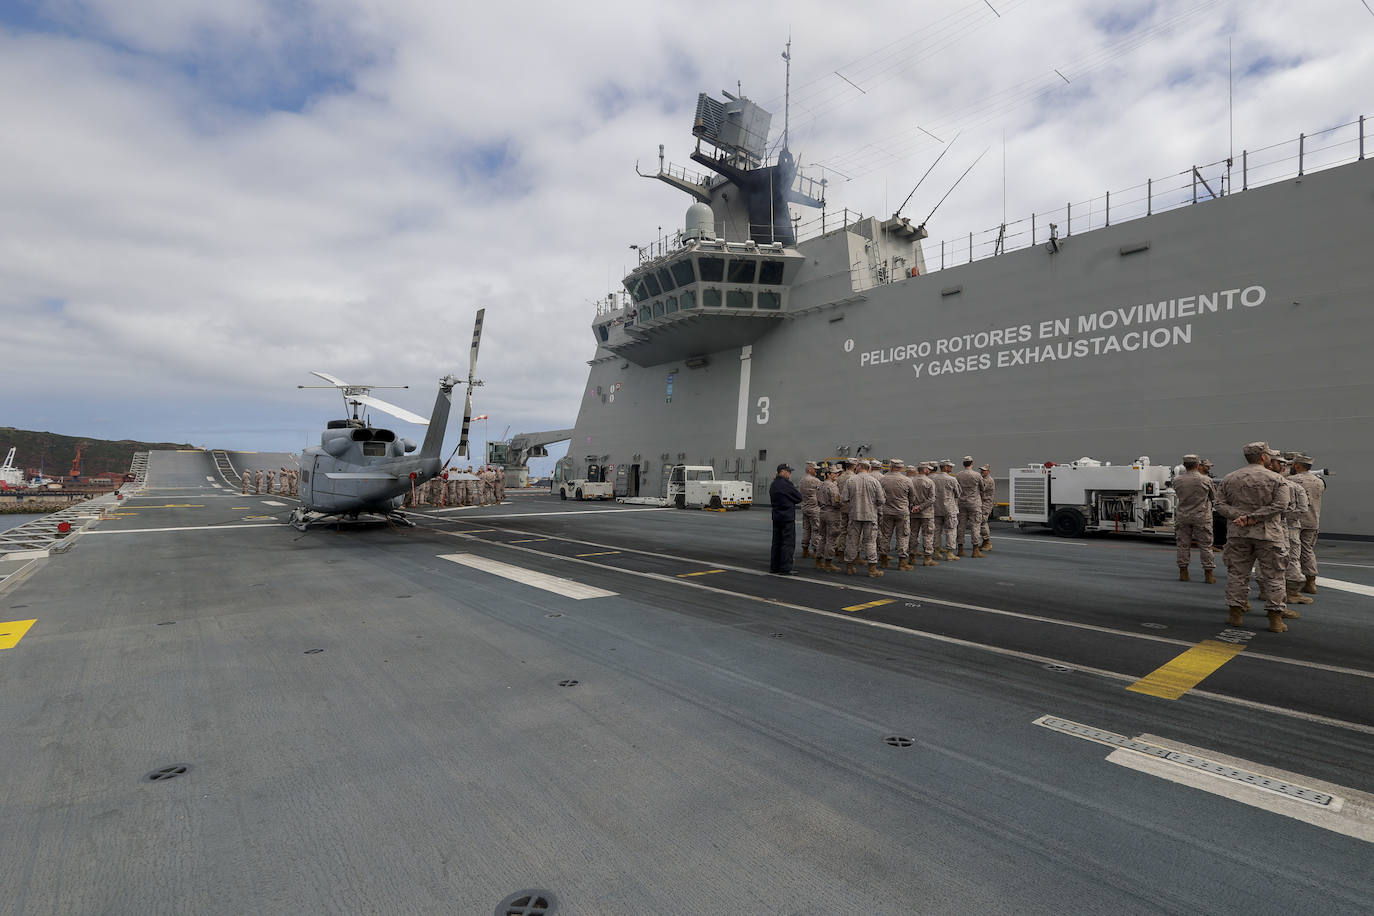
[438,553,617,600]
[1316,576,1374,597]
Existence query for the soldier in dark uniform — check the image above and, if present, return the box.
[768,463,803,575]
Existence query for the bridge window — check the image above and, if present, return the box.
[628,278,651,302]
[702,287,722,308]
[639,305,651,321]
[598,324,609,341]
[670,260,696,286]
[758,290,782,310]
[679,289,696,309]
[656,267,676,292]
[665,295,678,313]
[727,259,757,284]
[652,300,665,317]
[727,289,753,309]
[759,260,785,285]
[698,256,724,282]
[643,272,662,296]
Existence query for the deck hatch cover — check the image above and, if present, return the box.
[1036,716,1335,806]
[496,890,556,915]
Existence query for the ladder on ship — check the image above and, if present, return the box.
[209,450,243,486]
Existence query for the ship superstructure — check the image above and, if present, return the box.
[568,90,1374,536]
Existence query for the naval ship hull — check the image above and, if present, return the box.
[570,156,1374,536]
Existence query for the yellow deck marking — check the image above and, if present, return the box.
[678,569,724,577]
[231,506,250,509]
[576,551,621,557]
[1126,639,1248,700]
[123,504,204,509]
[510,538,551,543]
[0,619,37,649]
[842,599,896,613]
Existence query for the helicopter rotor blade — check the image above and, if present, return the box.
[468,308,485,377]
[456,390,472,455]
[353,394,429,425]
[311,371,349,387]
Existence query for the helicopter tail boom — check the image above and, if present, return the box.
[420,376,458,460]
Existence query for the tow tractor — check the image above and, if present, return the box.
[666,465,752,510]
[552,457,614,501]
[1009,457,1176,537]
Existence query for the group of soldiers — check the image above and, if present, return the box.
[403,466,506,509]
[1174,442,1326,634]
[240,467,298,497]
[797,457,997,577]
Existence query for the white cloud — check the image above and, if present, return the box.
[2,0,1371,473]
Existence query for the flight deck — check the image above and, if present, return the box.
[2,450,1371,914]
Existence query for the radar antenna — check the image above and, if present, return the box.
[894,131,959,219]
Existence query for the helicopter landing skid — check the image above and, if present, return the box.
[386,511,416,528]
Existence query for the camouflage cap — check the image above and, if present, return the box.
[979,464,991,471]
[1182,454,1200,462]
[1292,454,1313,465]
[939,458,954,466]
[805,460,817,468]
[962,455,974,463]
[1242,441,1268,458]
[890,459,904,468]
[1199,457,1213,467]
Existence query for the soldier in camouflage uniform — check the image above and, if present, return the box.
[978,464,996,550]
[877,459,917,570]
[799,462,821,559]
[241,469,253,495]
[1290,455,1324,596]
[955,457,984,557]
[1216,442,1292,632]
[1172,454,1216,582]
[815,466,843,572]
[911,463,938,565]
[843,460,886,577]
[255,469,265,494]
[263,469,275,497]
[931,460,963,561]
[1271,453,1313,610]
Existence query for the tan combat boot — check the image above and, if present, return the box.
[867,563,884,578]
[923,555,938,567]
[1204,569,1216,584]
[844,562,856,575]
[815,557,825,570]
[823,559,840,572]
[1267,611,1288,633]
[879,554,891,569]
[1179,568,1190,582]
[945,549,960,561]
[1286,581,1313,605]
[898,558,913,571]
[971,546,986,558]
[980,539,991,551]
[955,545,965,557]
[1302,575,1317,594]
[1227,607,1245,626]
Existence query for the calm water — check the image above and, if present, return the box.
[0,513,48,533]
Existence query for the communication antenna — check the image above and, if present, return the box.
[1227,35,1234,193]
[918,146,991,230]
[782,38,792,150]
[894,131,959,219]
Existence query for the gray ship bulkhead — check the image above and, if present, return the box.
[571,156,1374,536]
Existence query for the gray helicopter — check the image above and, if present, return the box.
[289,309,485,531]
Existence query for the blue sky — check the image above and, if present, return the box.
[2,0,1371,474]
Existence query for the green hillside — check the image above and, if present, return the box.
[0,428,195,478]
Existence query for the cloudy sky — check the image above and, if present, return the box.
[3,0,1371,473]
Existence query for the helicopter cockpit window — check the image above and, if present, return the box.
[362,441,388,457]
